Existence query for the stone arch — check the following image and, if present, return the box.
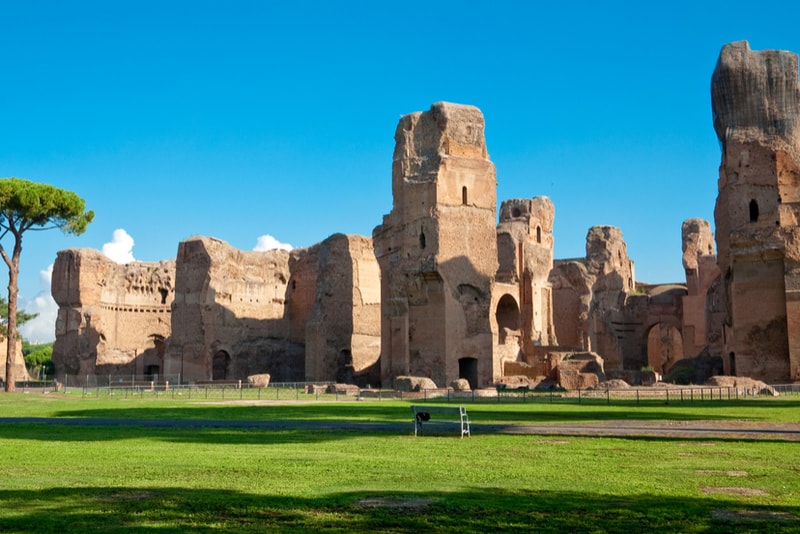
[496,294,520,345]
[645,323,683,373]
[141,334,166,380]
[212,350,231,380]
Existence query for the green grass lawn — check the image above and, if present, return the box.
[1,393,799,532]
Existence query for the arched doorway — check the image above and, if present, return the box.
[141,334,166,380]
[337,349,354,384]
[646,324,683,373]
[212,350,231,380]
[459,357,478,390]
[495,294,520,345]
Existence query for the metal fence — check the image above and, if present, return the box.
[14,379,799,405]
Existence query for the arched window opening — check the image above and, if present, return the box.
[496,294,520,345]
[511,207,521,218]
[462,186,468,205]
[749,199,759,222]
[419,231,426,249]
[536,226,542,244]
[646,323,683,374]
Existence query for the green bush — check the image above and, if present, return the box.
[23,342,54,376]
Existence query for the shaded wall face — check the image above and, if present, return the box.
[729,255,790,382]
[167,238,298,382]
[552,287,581,347]
[304,235,381,386]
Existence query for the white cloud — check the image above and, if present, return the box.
[19,265,58,343]
[102,228,136,264]
[253,234,293,252]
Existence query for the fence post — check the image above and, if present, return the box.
[606,389,610,405]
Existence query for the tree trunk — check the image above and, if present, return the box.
[4,241,21,393]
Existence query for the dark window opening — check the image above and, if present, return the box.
[729,352,736,376]
[462,186,468,205]
[536,226,542,244]
[145,365,160,381]
[511,207,521,218]
[337,349,354,384]
[419,231,426,249]
[159,288,168,305]
[749,199,759,222]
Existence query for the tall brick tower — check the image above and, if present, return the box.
[373,102,498,388]
[711,40,800,381]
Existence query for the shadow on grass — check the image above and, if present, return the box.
[44,397,800,425]
[1,421,797,446]
[0,486,797,533]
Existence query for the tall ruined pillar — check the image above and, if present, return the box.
[373,102,498,388]
[711,40,800,381]
[680,219,720,358]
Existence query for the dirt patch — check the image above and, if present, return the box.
[536,439,570,445]
[701,486,768,496]
[695,470,748,477]
[711,509,799,522]
[104,490,156,502]
[355,496,434,511]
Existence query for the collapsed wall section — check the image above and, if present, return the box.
[165,236,301,382]
[302,234,381,385]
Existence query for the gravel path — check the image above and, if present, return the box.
[2,417,799,440]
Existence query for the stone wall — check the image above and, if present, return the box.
[0,337,28,383]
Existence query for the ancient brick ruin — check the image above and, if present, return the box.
[711,41,800,383]
[50,41,800,386]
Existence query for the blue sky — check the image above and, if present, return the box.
[3,1,800,342]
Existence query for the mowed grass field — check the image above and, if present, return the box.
[1,393,799,532]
